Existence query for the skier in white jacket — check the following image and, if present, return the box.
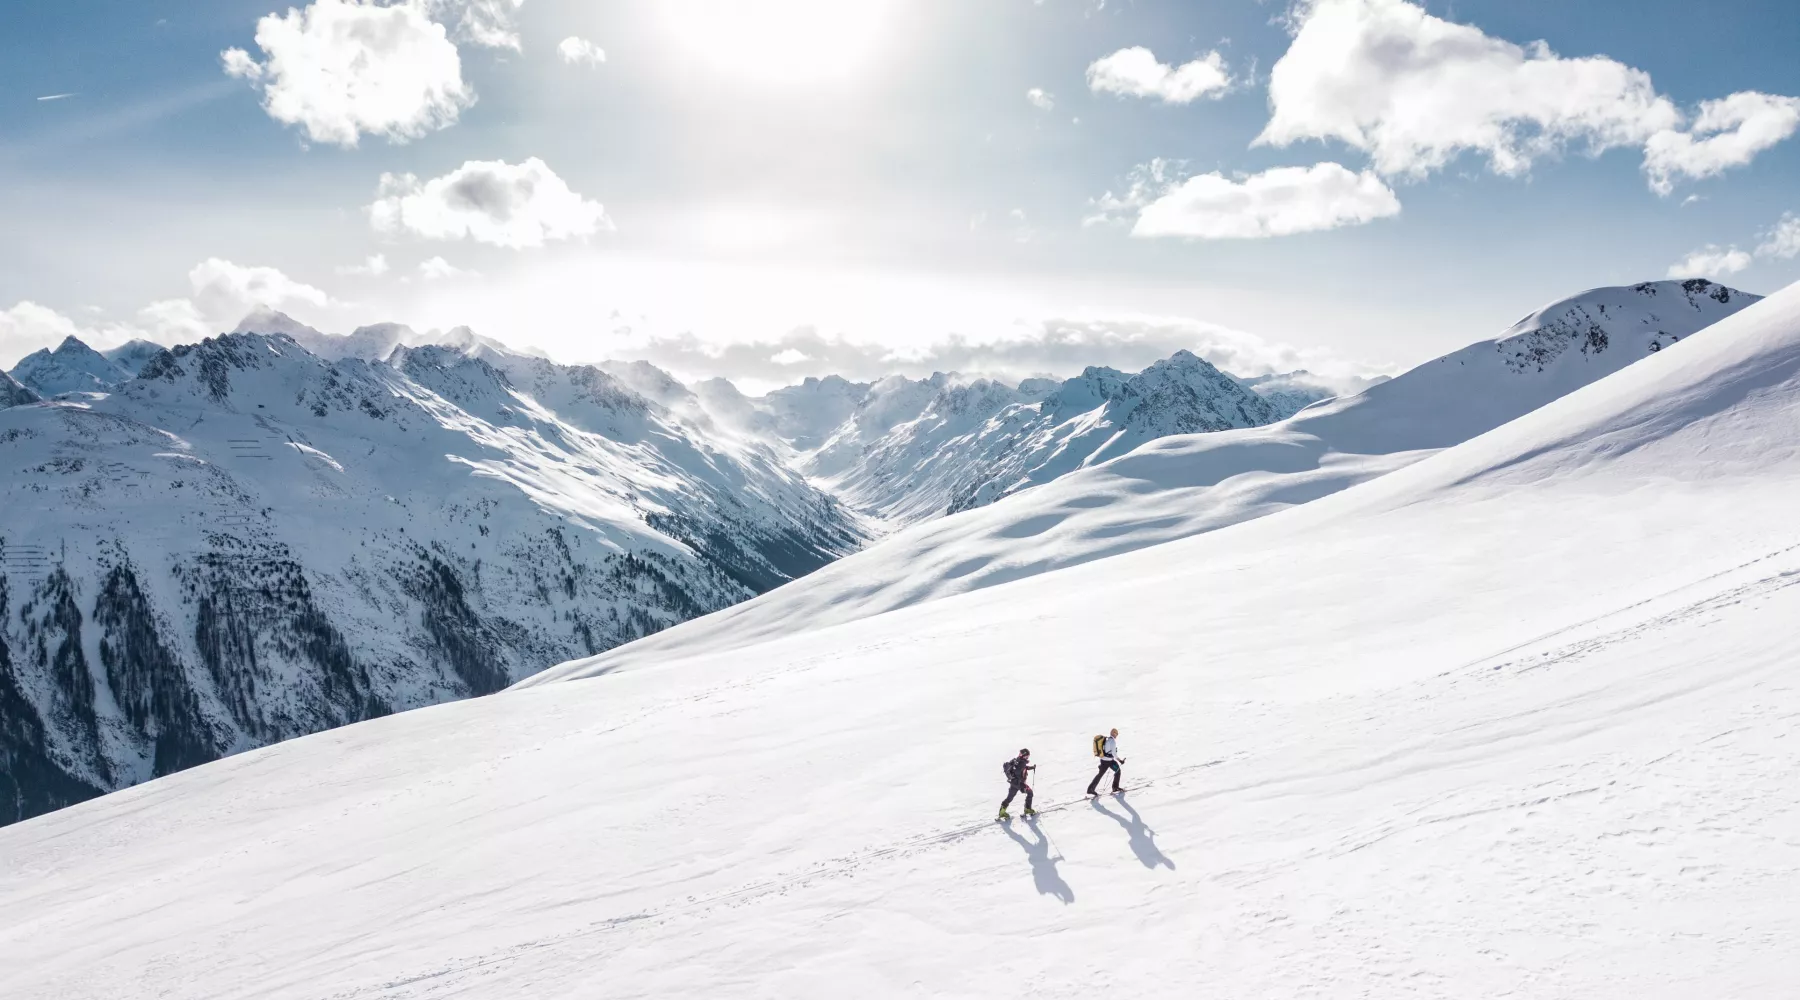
[1087,728,1125,796]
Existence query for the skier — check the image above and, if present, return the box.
[998,748,1036,820]
[1087,728,1125,796]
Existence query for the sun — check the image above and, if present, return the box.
[658,0,896,85]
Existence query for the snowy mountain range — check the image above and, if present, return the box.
[532,279,1760,680]
[691,352,1367,526]
[0,280,1748,828]
[5,276,1797,998]
[0,327,863,825]
[804,351,1290,524]
[7,336,163,397]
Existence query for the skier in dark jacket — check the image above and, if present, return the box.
[1087,728,1124,796]
[999,748,1036,819]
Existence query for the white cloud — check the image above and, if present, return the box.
[1758,212,1800,260]
[430,0,525,50]
[1097,162,1401,240]
[417,256,478,280]
[1087,47,1231,104]
[190,258,331,316]
[1256,0,1800,193]
[1644,92,1800,194]
[1026,87,1054,111]
[0,301,87,366]
[1085,158,1179,227]
[138,259,335,340]
[1009,208,1036,243]
[370,158,611,249]
[1,299,200,368]
[1665,245,1753,279]
[222,0,473,147]
[1,260,337,366]
[558,36,606,66]
[1672,210,1800,276]
[133,299,211,343]
[1260,0,1681,179]
[336,254,391,277]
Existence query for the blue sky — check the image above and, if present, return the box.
[2,0,1797,386]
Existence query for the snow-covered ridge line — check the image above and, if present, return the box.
[525,278,1759,685]
[9,313,1374,530]
[0,328,864,826]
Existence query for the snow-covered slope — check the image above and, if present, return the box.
[3,281,1798,998]
[811,350,1284,525]
[533,279,1758,679]
[7,336,134,396]
[0,332,862,826]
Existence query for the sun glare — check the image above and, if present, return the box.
[658,0,896,85]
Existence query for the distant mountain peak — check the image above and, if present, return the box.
[102,339,172,377]
[8,333,133,397]
[234,307,323,340]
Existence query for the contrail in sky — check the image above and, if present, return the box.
[37,93,78,101]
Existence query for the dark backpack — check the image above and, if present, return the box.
[1002,757,1022,783]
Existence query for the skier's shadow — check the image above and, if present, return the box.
[1001,818,1075,903]
[1090,794,1175,870]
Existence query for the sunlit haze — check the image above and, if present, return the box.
[4,0,1798,387]
[657,0,897,85]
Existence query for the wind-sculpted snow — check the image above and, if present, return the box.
[0,331,863,825]
[4,281,1799,998]
[533,280,1757,681]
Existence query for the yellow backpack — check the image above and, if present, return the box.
[1092,734,1105,757]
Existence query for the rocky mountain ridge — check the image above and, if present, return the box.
[0,330,863,825]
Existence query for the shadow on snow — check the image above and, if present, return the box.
[1090,793,1175,870]
[1000,816,1074,903]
